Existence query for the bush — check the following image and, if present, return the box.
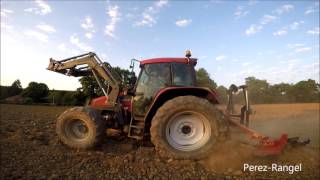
[22,82,49,103]
[23,97,33,105]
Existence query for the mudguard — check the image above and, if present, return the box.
[144,86,220,122]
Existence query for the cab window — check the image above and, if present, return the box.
[133,63,171,117]
[171,62,194,86]
[135,63,171,96]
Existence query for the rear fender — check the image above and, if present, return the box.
[144,87,219,130]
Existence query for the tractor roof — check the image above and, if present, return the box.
[140,58,197,66]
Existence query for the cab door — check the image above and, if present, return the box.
[132,63,171,119]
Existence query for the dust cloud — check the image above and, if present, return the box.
[201,103,319,175]
[200,138,256,173]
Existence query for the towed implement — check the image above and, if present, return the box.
[47,51,309,159]
[225,82,310,156]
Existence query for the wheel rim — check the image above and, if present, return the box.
[64,119,89,140]
[165,111,211,151]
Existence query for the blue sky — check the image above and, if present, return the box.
[1,0,319,90]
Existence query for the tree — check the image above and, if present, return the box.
[9,79,23,96]
[268,83,292,103]
[79,66,137,98]
[112,67,137,88]
[289,79,319,103]
[216,85,228,104]
[22,82,49,102]
[47,89,87,106]
[79,76,101,98]
[48,90,65,105]
[196,68,217,89]
[245,76,270,104]
[0,86,9,99]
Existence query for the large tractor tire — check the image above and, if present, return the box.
[150,96,228,160]
[56,107,105,149]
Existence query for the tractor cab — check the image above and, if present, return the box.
[132,53,198,118]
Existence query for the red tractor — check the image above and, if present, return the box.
[47,51,308,160]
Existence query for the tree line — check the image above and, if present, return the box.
[1,67,319,105]
[0,67,136,105]
[196,68,320,104]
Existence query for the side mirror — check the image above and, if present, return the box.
[130,58,140,72]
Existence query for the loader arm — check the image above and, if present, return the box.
[47,52,120,107]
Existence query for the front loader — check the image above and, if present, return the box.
[47,51,309,160]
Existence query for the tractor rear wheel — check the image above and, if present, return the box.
[150,96,228,160]
[56,107,105,149]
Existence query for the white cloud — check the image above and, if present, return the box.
[156,0,168,7]
[273,4,294,15]
[134,0,168,27]
[105,5,120,38]
[136,13,156,27]
[245,24,262,35]
[305,9,315,15]
[273,30,287,36]
[81,16,95,39]
[260,15,277,25]
[273,21,304,36]
[70,34,93,51]
[305,4,319,15]
[287,43,304,49]
[81,16,94,30]
[36,0,52,14]
[234,6,249,19]
[245,14,277,36]
[244,4,295,36]
[85,32,93,39]
[215,55,227,61]
[289,21,304,30]
[175,19,192,27]
[24,30,48,42]
[1,9,13,17]
[287,44,312,54]
[233,0,256,19]
[24,0,52,15]
[307,27,320,35]
[295,47,311,53]
[36,23,56,33]
[273,21,303,37]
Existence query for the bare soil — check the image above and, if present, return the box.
[0,103,319,179]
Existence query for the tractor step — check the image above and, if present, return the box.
[128,117,145,140]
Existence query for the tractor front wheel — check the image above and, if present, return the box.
[56,107,105,149]
[150,96,228,160]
